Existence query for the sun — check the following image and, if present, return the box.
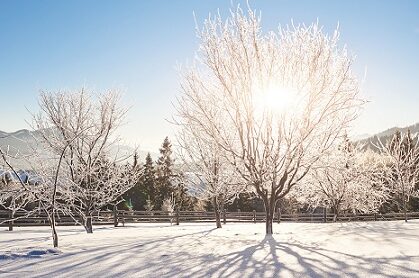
[254,84,298,114]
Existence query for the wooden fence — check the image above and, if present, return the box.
[1,209,419,230]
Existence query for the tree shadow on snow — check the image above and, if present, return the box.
[1,225,418,278]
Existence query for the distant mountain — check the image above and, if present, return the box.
[359,122,419,149]
[373,123,419,139]
[0,129,158,168]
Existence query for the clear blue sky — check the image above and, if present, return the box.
[0,0,418,152]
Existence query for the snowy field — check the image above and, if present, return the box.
[1,221,419,278]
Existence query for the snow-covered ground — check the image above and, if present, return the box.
[1,221,419,277]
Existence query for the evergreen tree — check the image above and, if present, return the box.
[123,152,155,210]
[155,137,175,210]
[172,174,199,211]
[142,153,157,206]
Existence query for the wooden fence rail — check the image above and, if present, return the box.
[1,210,419,229]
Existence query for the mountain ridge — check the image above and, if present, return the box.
[0,129,159,167]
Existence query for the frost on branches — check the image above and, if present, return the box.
[175,124,246,228]
[0,146,39,229]
[177,7,363,234]
[292,136,389,221]
[32,89,141,233]
[377,130,419,222]
[0,145,66,247]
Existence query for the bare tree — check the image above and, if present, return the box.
[176,7,363,234]
[32,89,141,233]
[293,137,389,221]
[176,124,245,228]
[0,147,38,230]
[378,130,419,222]
[0,145,64,247]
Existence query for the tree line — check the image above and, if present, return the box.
[121,137,199,212]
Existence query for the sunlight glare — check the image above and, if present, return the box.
[255,84,298,114]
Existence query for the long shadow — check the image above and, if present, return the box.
[188,235,418,278]
[1,224,419,278]
[0,226,219,276]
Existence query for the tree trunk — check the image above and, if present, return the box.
[8,210,13,231]
[323,207,327,223]
[333,205,339,222]
[403,194,408,222]
[263,196,275,235]
[265,209,273,234]
[113,205,118,227]
[212,196,222,228]
[52,211,58,248]
[85,215,93,233]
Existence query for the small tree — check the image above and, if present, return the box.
[33,89,141,233]
[0,145,68,247]
[378,130,419,222]
[0,160,38,230]
[293,137,389,221]
[162,193,175,225]
[176,124,245,228]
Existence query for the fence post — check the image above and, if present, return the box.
[8,210,13,231]
[175,208,180,225]
[253,210,256,223]
[277,208,281,224]
[323,207,327,223]
[223,209,226,224]
[113,206,118,227]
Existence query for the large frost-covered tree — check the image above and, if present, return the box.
[33,89,141,233]
[177,7,363,234]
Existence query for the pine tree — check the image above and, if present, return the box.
[155,137,175,210]
[142,152,157,205]
[123,152,155,210]
[172,174,198,211]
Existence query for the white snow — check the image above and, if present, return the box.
[1,221,419,277]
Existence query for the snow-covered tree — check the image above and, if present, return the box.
[0,145,68,247]
[33,89,141,233]
[162,193,175,225]
[292,137,389,220]
[176,123,245,228]
[0,147,38,227]
[378,130,419,221]
[176,7,363,234]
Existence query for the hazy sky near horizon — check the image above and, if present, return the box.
[0,0,418,152]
